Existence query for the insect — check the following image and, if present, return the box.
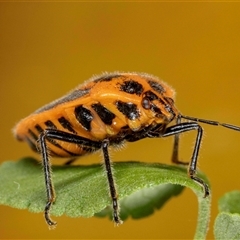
[13,72,240,227]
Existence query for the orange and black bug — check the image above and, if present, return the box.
[14,72,240,227]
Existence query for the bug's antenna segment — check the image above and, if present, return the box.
[181,115,240,131]
[221,123,240,131]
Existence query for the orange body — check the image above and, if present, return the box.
[14,72,178,157]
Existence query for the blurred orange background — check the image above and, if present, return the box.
[1,2,240,239]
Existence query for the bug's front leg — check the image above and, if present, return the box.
[102,139,122,225]
[162,122,210,197]
[39,132,57,228]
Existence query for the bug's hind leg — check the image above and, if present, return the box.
[39,132,57,228]
[39,129,102,227]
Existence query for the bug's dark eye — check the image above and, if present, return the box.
[142,97,151,109]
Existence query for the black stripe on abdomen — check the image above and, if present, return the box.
[58,117,77,134]
[28,129,38,141]
[91,103,116,125]
[26,137,38,152]
[74,105,93,131]
[34,123,78,157]
[44,120,57,129]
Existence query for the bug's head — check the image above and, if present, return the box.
[113,73,179,131]
[140,79,178,125]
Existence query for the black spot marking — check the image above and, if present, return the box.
[44,120,57,129]
[119,80,143,96]
[58,117,77,134]
[94,74,122,83]
[35,124,44,133]
[148,80,165,94]
[115,101,140,120]
[34,88,90,114]
[74,105,93,131]
[92,103,116,125]
[28,129,38,140]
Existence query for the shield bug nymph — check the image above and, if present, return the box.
[13,72,240,227]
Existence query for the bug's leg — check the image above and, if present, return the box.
[102,139,122,225]
[171,114,188,165]
[44,129,102,148]
[162,122,210,197]
[39,132,57,227]
[39,129,102,227]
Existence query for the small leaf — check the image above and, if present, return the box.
[0,157,211,239]
[214,191,240,239]
[218,190,240,214]
[214,213,240,240]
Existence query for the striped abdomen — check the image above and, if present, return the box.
[14,73,177,157]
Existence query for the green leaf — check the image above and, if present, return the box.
[0,157,211,239]
[218,190,240,214]
[96,184,184,220]
[214,213,240,240]
[214,191,240,239]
